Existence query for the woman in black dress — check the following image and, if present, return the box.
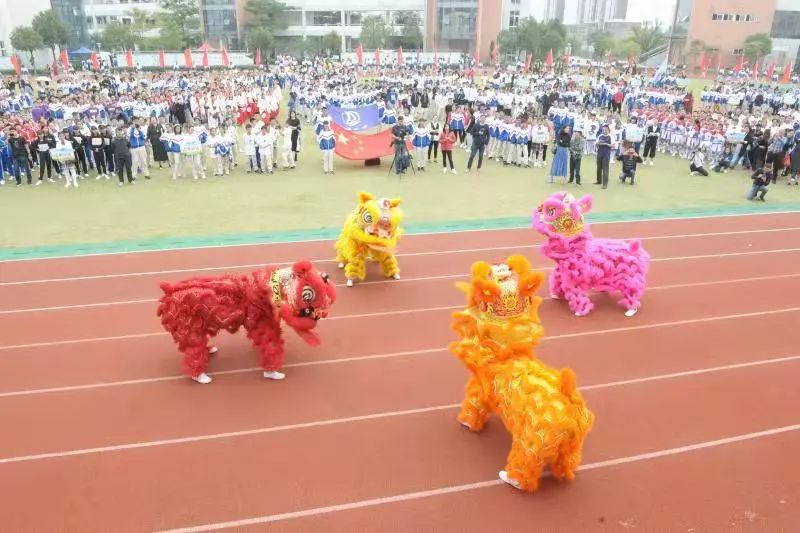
[148,117,169,169]
[286,110,301,162]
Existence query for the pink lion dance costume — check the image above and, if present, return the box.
[157,261,336,384]
[533,192,649,317]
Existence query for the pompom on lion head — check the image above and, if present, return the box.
[270,261,336,345]
[533,192,592,238]
[350,191,403,249]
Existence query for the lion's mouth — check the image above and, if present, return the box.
[365,225,393,240]
[299,307,327,321]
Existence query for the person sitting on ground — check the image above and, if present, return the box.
[747,167,769,202]
[689,149,709,176]
[616,141,643,185]
[712,145,734,173]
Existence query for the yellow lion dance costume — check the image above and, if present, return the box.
[450,255,595,492]
[335,191,403,287]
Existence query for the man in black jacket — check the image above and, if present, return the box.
[112,128,134,185]
[8,129,32,186]
[466,115,490,172]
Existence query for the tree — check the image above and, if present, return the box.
[142,23,184,51]
[630,21,666,56]
[31,10,70,61]
[498,27,522,59]
[10,26,43,70]
[613,39,641,60]
[128,8,153,42]
[321,31,341,55]
[590,31,616,58]
[397,12,422,49]
[242,0,287,52]
[743,33,772,61]
[99,22,140,51]
[360,15,390,49]
[158,0,200,47]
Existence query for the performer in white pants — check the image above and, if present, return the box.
[317,121,336,174]
[411,119,430,171]
[128,120,150,179]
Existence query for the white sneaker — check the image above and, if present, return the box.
[392,274,400,280]
[498,470,521,489]
[35,181,42,186]
[192,373,212,384]
[337,262,344,269]
[208,346,219,355]
[263,370,285,380]
[65,182,71,188]
[443,168,448,174]
[451,169,457,174]
[346,279,354,287]
[74,181,79,188]
[625,308,639,317]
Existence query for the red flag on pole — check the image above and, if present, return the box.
[781,62,791,83]
[397,47,403,66]
[767,63,775,80]
[184,48,193,68]
[751,60,758,79]
[60,49,69,71]
[374,48,380,68]
[125,49,134,68]
[734,55,743,73]
[10,55,21,76]
[524,52,532,73]
[545,49,553,69]
[202,45,209,68]
[221,46,230,66]
[254,48,261,66]
[356,44,363,66]
[158,49,166,68]
[91,51,100,71]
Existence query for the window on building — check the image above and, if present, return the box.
[734,14,741,21]
[278,9,302,26]
[510,0,520,4]
[733,48,743,55]
[309,11,341,26]
[745,14,753,22]
[509,9,520,27]
[712,13,718,20]
[96,15,108,25]
[122,18,131,24]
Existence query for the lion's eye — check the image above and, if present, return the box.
[547,208,556,217]
[302,286,315,302]
[362,211,373,224]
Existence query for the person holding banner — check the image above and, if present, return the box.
[52,130,79,188]
[180,128,206,180]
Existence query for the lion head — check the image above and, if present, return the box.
[533,192,592,238]
[349,191,403,251]
[270,261,336,346]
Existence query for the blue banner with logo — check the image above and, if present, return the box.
[328,104,382,132]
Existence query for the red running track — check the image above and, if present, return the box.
[0,212,799,532]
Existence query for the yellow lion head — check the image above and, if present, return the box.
[349,191,403,250]
[452,255,546,356]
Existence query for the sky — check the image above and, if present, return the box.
[627,0,679,28]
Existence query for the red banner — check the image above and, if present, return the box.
[782,62,792,83]
[255,48,262,65]
[397,47,403,66]
[356,44,363,66]
[221,46,230,66]
[125,49,134,68]
[60,49,69,70]
[202,46,209,68]
[10,55,21,75]
[330,122,412,161]
[184,48,193,68]
[767,63,775,80]
[91,51,100,71]
[524,52,532,73]
[374,48,380,68]
[158,49,166,68]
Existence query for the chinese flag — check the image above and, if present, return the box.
[184,48,193,68]
[397,47,403,66]
[158,49,166,68]
[60,49,69,70]
[10,55,21,76]
[524,52,532,73]
[91,51,100,71]
[545,49,553,69]
[356,44,363,66]
[221,46,230,66]
[202,46,209,67]
[125,49,134,68]
[254,48,261,65]
[330,122,411,161]
[781,62,791,83]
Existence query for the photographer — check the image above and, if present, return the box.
[391,116,411,175]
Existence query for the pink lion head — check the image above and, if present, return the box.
[532,192,593,238]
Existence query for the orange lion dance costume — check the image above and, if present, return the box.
[449,255,595,492]
[157,261,336,384]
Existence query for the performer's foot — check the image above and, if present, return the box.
[625,308,639,317]
[499,470,521,490]
[263,370,286,380]
[550,294,561,300]
[192,373,212,384]
[574,311,588,317]
[392,274,400,280]
[337,262,344,269]
[459,420,473,430]
[346,279,354,287]
[208,346,219,355]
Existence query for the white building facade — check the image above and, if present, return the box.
[770,0,800,66]
[0,0,51,57]
[83,0,161,44]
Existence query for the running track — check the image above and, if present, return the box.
[1,212,799,532]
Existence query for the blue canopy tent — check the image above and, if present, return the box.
[70,47,93,55]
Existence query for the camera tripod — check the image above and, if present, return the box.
[387,143,416,179]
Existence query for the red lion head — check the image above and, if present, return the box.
[272,261,336,347]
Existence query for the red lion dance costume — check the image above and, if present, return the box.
[157,261,336,384]
[450,255,595,492]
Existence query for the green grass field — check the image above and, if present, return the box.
[1,80,798,257]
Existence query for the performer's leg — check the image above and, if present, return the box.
[457,375,491,432]
[378,251,400,280]
[246,320,286,380]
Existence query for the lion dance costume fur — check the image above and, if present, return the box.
[157,261,336,384]
[335,191,403,287]
[450,255,595,492]
[533,192,650,317]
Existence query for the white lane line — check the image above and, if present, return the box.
[3,226,799,286]
[1,284,799,353]
[155,423,800,532]
[3,209,799,265]
[1,354,797,464]
[3,248,800,315]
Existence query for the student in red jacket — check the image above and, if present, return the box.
[439,123,457,174]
